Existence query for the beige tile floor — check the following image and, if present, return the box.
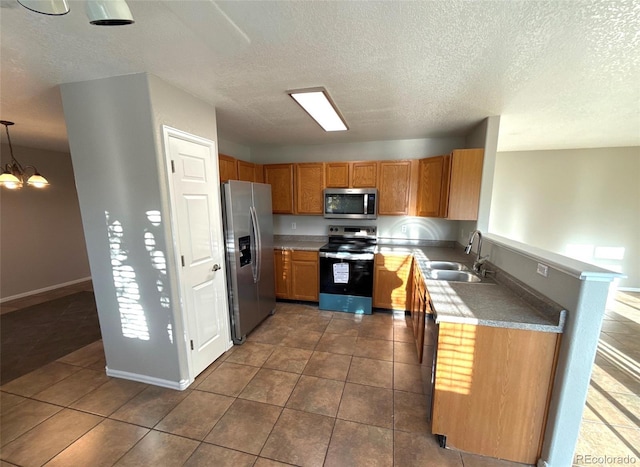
[574,291,640,467]
[0,289,638,466]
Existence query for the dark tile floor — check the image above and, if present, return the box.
[1,288,638,466]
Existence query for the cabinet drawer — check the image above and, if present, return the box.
[291,250,318,261]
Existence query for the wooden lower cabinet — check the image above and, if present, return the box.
[274,249,291,299]
[432,323,560,464]
[274,249,318,302]
[410,261,430,363]
[373,252,412,310]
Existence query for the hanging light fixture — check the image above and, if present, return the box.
[0,121,49,190]
[17,0,70,16]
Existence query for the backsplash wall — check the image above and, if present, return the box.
[273,215,460,241]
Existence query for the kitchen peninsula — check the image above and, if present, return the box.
[273,236,566,464]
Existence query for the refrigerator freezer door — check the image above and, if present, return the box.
[224,181,260,342]
[252,183,276,318]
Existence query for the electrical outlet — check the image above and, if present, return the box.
[291,222,296,230]
[401,225,407,233]
[536,263,549,277]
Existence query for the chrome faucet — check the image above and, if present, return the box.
[465,230,488,273]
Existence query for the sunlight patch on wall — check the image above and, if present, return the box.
[565,244,626,274]
[106,211,150,341]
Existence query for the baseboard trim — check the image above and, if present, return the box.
[617,286,640,292]
[105,368,190,390]
[1,277,93,304]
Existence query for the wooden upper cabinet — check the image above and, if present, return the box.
[446,149,484,220]
[377,160,419,216]
[264,164,295,214]
[351,161,377,188]
[295,163,325,215]
[416,156,446,217]
[254,164,264,183]
[325,162,350,188]
[237,160,256,182]
[218,154,238,182]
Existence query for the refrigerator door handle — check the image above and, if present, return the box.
[249,205,261,283]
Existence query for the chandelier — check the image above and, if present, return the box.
[0,120,49,190]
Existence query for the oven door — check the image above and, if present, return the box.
[319,252,374,297]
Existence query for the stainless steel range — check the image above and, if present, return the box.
[319,225,377,315]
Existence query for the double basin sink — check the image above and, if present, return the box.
[422,261,482,283]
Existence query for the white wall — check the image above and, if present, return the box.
[61,72,220,388]
[0,144,91,299]
[251,136,465,164]
[219,138,251,160]
[489,147,640,289]
[274,215,458,241]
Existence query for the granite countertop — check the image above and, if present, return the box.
[272,235,326,252]
[409,248,566,333]
[272,236,566,333]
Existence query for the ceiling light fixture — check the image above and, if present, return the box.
[0,121,49,190]
[17,0,69,16]
[86,0,134,26]
[287,87,348,132]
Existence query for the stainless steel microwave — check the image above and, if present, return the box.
[323,188,377,219]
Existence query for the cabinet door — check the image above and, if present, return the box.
[237,160,255,182]
[264,164,295,214]
[417,156,445,217]
[446,149,484,220]
[254,164,264,183]
[291,250,318,301]
[351,161,377,188]
[377,161,418,216]
[325,162,350,188]
[432,323,559,464]
[218,154,238,182]
[295,163,325,215]
[274,249,291,299]
[373,253,412,310]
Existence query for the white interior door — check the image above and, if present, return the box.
[163,126,230,379]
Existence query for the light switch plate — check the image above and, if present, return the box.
[536,263,549,277]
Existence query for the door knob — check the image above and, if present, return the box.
[212,264,221,272]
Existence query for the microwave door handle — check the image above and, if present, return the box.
[363,194,368,214]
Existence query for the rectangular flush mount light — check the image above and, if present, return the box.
[287,87,348,132]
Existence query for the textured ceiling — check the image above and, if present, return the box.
[0,0,639,154]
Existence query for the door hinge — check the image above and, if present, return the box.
[181,255,185,267]
[171,160,176,173]
[190,340,194,351]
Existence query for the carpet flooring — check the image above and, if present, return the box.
[0,291,101,384]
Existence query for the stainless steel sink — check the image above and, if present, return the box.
[423,261,469,271]
[425,269,482,283]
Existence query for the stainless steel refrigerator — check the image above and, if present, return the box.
[222,180,276,344]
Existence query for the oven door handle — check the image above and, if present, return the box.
[319,251,375,261]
